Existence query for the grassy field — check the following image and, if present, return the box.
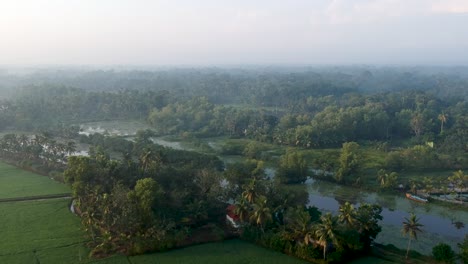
[129,240,398,264]
[0,199,87,263]
[129,239,309,264]
[348,257,395,264]
[0,198,312,264]
[0,162,313,264]
[0,161,70,199]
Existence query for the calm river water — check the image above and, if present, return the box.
[304,179,467,254]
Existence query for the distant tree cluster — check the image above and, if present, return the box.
[0,133,76,173]
[65,140,226,256]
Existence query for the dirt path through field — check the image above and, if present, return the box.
[0,193,71,203]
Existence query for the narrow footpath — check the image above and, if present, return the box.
[0,193,71,203]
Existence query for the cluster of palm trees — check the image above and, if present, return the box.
[415,170,467,200]
[448,170,467,197]
[0,133,76,169]
[237,193,426,262]
[377,169,399,189]
[234,180,384,262]
[64,138,231,256]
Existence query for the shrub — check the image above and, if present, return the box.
[220,141,245,155]
[267,232,287,252]
[240,226,262,242]
[432,243,455,263]
[294,244,322,262]
[459,235,468,264]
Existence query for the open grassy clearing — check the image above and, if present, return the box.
[0,161,70,199]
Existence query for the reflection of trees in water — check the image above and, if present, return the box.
[449,214,466,230]
[439,205,465,231]
[437,205,466,233]
[375,194,396,211]
[333,187,363,206]
[308,180,367,206]
[422,203,432,214]
[309,180,337,197]
[408,203,418,214]
[452,220,465,229]
[439,207,451,220]
[440,206,465,223]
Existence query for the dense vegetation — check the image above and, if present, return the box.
[0,66,467,263]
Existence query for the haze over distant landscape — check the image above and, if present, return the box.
[1,0,468,66]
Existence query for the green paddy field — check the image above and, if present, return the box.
[0,162,70,200]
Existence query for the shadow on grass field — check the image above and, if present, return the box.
[129,239,309,264]
[348,256,396,264]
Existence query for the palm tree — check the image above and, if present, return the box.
[234,198,250,223]
[249,195,272,232]
[448,170,467,198]
[422,177,433,194]
[315,213,339,260]
[286,207,315,245]
[377,170,387,188]
[242,178,259,204]
[441,182,449,199]
[402,213,424,259]
[409,180,419,194]
[65,141,77,156]
[339,202,356,227]
[377,170,399,189]
[139,148,154,176]
[438,112,447,134]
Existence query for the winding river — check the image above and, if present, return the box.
[77,123,467,254]
[181,137,467,254]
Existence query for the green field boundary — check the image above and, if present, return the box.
[0,193,71,203]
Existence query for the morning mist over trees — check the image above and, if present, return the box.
[0,1,467,264]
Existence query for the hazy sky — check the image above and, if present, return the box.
[1,0,468,65]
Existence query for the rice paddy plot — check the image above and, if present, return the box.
[0,199,86,263]
[0,161,70,199]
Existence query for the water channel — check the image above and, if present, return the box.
[163,136,468,254]
[78,124,467,254]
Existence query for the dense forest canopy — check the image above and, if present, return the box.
[0,66,466,179]
[1,66,468,99]
[0,67,466,153]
